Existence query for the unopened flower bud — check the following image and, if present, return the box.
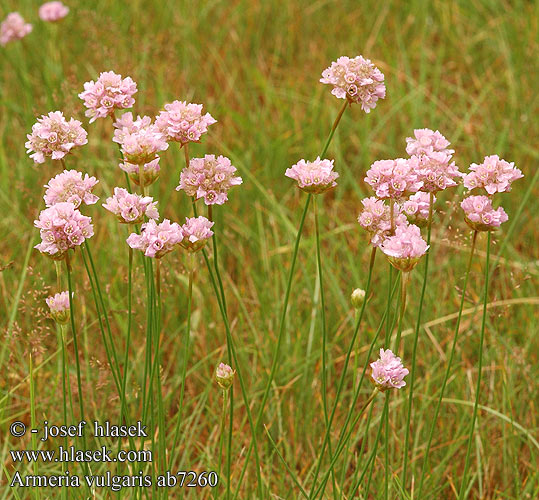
[215,363,235,390]
[350,288,366,309]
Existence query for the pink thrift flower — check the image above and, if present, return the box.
[285,157,339,194]
[103,187,159,224]
[380,223,428,272]
[34,202,94,260]
[39,2,69,22]
[463,155,523,194]
[25,111,88,164]
[156,100,217,145]
[120,158,161,188]
[364,158,422,200]
[215,362,235,390]
[126,219,183,258]
[180,216,214,252]
[409,152,463,193]
[46,291,70,324]
[461,195,508,232]
[357,197,407,247]
[118,126,168,165]
[79,71,137,123]
[370,348,409,390]
[177,154,242,205]
[0,13,32,46]
[113,112,153,144]
[405,128,454,157]
[320,55,386,112]
[402,192,436,227]
[44,170,99,208]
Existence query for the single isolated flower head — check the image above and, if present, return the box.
[463,155,523,194]
[350,288,366,309]
[405,128,454,157]
[0,13,32,46]
[79,71,137,123]
[156,100,216,146]
[380,223,428,272]
[39,2,69,22]
[215,362,235,390]
[103,187,159,224]
[370,348,409,390]
[364,158,422,200]
[409,152,462,193]
[120,158,161,188]
[46,291,70,324]
[320,55,386,112]
[402,192,436,228]
[177,154,242,205]
[180,216,214,253]
[461,195,508,232]
[34,202,94,260]
[285,157,339,194]
[26,111,88,164]
[357,196,407,247]
[44,170,99,208]
[126,219,183,258]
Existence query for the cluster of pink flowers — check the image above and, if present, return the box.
[370,348,409,390]
[180,216,214,252]
[364,158,422,200]
[320,55,386,112]
[405,128,454,157]
[380,223,429,272]
[39,2,69,22]
[126,219,183,258]
[156,101,217,146]
[44,170,99,208]
[25,111,88,164]
[34,202,94,260]
[46,291,70,324]
[402,192,436,227]
[408,152,462,193]
[463,155,523,194]
[0,13,32,46]
[285,157,339,194]
[357,197,407,247]
[460,195,508,232]
[177,154,242,205]
[79,71,137,123]
[103,187,159,224]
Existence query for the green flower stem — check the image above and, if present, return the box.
[120,247,133,425]
[218,389,227,491]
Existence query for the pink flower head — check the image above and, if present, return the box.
[126,219,183,258]
[320,55,386,112]
[357,197,407,247]
[461,195,508,232]
[156,100,217,145]
[380,223,428,272]
[25,111,88,164]
[120,157,161,188]
[405,128,454,157]
[215,362,235,390]
[402,192,435,228]
[39,2,69,22]
[118,125,168,165]
[113,112,153,144]
[34,202,94,260]
[409,152,463,193]
[44,170,99,208]
[364,158,422,200]
[180,216,214,252]
[370,348,409,390]
[46,291,70,324]
[0,13,32,46]
[177,154,242,205]
[103,187,159,224]
[463,155,523,195]
[285,157,339,194]
[79,71,137,123]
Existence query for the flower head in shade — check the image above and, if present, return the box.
[103,187,159,224]
[79,71,137,123]
[285,157,339,194]
[25,111,88,164]
[409,152,463,193]
[370,348,409,390]
[0,13,32,46]
[463,155,523,195]
[215,363,235,390]
[320,55,386,112]
[44,170,99,208]
[180,216,214,252]
[364,158,422,200]
[126,219,183,258]
[350,288,366,309]
[461,195,508,232]
[39,2,69,22]
[357,197,407,247]
[46,291,70,324]
[380,223,428,272]
[402,192,436,228]
[177,154,242,205]
[120,158,161,188]
[405,128,454,157]
[156,100,217,145]
[34,202,94,260]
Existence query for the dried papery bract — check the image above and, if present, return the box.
[0,12,32,46]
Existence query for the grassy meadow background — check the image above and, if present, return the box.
[1,0,538,498]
